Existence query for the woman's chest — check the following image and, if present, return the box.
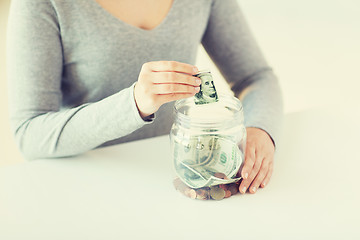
[94,0,174,30]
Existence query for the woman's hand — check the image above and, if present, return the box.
[134,61,201,118]
[239,127,275,194]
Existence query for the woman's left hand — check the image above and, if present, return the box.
[238,127,275,194]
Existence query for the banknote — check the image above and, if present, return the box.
[193,70,219,105]
[173,135,243,189]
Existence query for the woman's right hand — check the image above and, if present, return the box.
[134,61,201,119]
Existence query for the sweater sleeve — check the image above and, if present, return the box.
[6,0,149,160]
[201,0,284,146]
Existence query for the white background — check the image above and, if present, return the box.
[1,0,360,166]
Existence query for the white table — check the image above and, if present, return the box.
[1,107,359,240]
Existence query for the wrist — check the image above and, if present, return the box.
[133,82,155,120]
[246,127,275,149]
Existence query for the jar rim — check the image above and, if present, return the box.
[174,94,244,127]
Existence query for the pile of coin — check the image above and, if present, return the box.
[173,176,240,200]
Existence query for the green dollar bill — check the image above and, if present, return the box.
[193,70,219,105]
[173,135,243,189]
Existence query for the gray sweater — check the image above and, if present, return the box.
[7,0,283,159]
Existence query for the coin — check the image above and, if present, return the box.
[196,189,209,200]
[173,178,182,190]
[214,172,228,180]
[188,189,197,199]
[228,183,239,195]
[210,186,226,200]
[225,190,232,198]
[174,178,237,200]
[183,187,191,197]
[173,177,188,193]
[219,184,228,191]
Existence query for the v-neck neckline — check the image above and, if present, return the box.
[90,0,177,33]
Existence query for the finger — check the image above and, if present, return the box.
[260,161,274,188]
[153,83,200,95]
[239,155,263,194]
[241,145,256,180]
[143,61,198,75]
[151,72,201,86]
[156,92,198,104]
[249,159,270,193]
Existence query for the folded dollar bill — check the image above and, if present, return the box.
[174,135,243,189]
[193,70,219,105]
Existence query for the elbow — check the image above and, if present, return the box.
[13,129,43,161]
[11,120,37,160]
[13,127,82,161]
[231,67,275,96]
[12,121,59,160]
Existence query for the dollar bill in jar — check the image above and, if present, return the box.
[173,135,242,189]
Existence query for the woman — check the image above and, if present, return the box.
[7,0,283,194]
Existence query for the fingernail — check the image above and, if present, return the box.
[243,172,248,179]
[241,187,246,193]
[194,87,200,92]
[193,67,198,73]
[262,182,266,187]
[195,79,201,85]
[251,187,257,193]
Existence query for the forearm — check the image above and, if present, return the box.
[234,69,283,147]
[11,85,148,160]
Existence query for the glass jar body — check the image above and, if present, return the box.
[170,95,246,198]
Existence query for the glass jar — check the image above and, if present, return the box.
[170,94,246,200]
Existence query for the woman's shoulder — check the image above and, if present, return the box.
[10,0,75,8]
[9,0,81,18]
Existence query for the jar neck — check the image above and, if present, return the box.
[174,114,243,130]
[173,94,244,130]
